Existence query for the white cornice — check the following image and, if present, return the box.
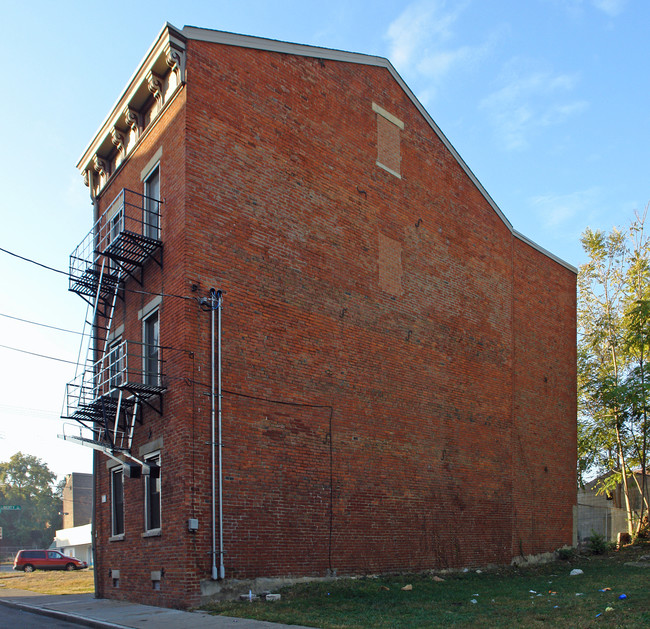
[77,23,186,176]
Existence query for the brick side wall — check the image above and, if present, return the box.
[512,239,577,556]
[89,38,576,609]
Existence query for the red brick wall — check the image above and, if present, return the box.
[90,37,576,608]
[512,239,577,556]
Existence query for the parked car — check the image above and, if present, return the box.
[13,549,88,572]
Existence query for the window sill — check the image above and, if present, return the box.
[109,534,125,542]
[142,528,162,538]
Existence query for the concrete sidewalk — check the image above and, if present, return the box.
[0,588,315,629]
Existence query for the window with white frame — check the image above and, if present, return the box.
[143,166,160,240]
[111,467,124,537]
[107,338,124,392]
[144,452,161,532]
[143,310,160,387]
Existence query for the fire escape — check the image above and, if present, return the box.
[60,189,165,461]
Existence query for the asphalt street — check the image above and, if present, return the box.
[0,603,85,628]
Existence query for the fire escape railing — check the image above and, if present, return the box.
[69,188,162,303]
[62,340,166,452]
[61,188,164,455]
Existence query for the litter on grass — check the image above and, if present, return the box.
[606,607,614,612]
[618,594,627,600]
[570,569,584,576]
[401,584,413,591]
[470,599,478,604]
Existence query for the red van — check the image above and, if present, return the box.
[13,549,88,572]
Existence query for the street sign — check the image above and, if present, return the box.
[0,505,21,511]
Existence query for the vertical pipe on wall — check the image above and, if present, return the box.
[210,289,218,580]
[216,289,225,579]
[209,288,225,580]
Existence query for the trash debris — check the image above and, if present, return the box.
[570,569,584,576]
[463,568,469,573]
[401,584,413,591]
[240,591,259,602]
[529,590,537,594]
[549,591,557,595]
[380,586,390,591]
[596,613,602,618]
[575,593,585,596]
[553,605,559,609]
[476,569,482,574]
[432,576,445,582]
[605,606,614,612]
[618,594,627,600]
[266,594,281,602]
[470,599,478,604]
[599,587,612,592]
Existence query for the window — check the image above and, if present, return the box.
[144,453,161,532]
[143,310,160,386]
[106,205,124,272]
[144,166,160,240]
[107,339,124,391]
[111,467,124,537]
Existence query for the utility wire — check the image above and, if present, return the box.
[0,312,85,336]
[0,343,78,365]
[0,246,68,275]
[0,246,197,303]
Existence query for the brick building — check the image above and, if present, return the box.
[60,23,577,608]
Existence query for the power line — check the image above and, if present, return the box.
[0,246,197,303]
[0,343,78,365]
[0,246,68,275]
[0,312,85,336]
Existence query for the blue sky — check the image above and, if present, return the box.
[0,0,647,479]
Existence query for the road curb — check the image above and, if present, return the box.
[0,596,129,629]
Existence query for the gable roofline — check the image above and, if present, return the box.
[80,23,577,274]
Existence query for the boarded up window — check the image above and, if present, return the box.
[378,232,403,296]
[373,102,404,178]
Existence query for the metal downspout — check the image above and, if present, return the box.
[210,288,225,580]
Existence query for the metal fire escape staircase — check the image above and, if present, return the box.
[59,189,165,462]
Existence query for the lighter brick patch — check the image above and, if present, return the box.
[378,232,404,296]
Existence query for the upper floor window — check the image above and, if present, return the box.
[144,166,160,241]
[108,338,124,392]
[143,310,160,387]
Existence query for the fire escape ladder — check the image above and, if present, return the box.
[126,399,140,451]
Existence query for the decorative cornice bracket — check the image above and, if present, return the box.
[111,128,126,156]
[124,106,143,137]
[146,71,164,107]
[93,154,109,178]
[164,41,186,84]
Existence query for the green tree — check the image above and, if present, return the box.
[0,452,61,547]
[578,207,650,536]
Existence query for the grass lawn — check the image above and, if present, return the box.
[0,568,95,595]
[201,542,650,628]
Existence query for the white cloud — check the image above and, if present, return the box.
[529,188,601,230]
[385,0,486,98]
[480,63,588,150]
[592,0,627,16]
